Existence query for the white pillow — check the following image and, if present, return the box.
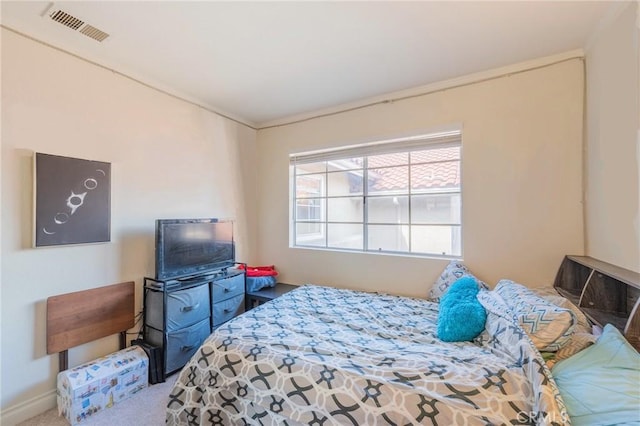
[494,280,576,352]
[529,288,596,361]
[554,332,597,362]
[538,293,591,334]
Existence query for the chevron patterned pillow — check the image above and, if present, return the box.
[429,261,489,303]
[495,280,576,352]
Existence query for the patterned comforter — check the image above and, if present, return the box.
[167,285,569,425]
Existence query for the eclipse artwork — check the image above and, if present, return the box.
[34,153,111,247]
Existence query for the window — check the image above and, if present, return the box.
[290,130,462,257]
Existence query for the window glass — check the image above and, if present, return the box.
[367,225,410,252]
[367,196,409,223]
[290,132,462,258]
[295,174,325,198]
[295,223,326,247]
[368,152,408,168]
[327,197,363,222]
[367,166,409,195]
[296,161,326,174]
[410,161,460,193]
[411,225,461,256]
[411,194,461,224]
[327,157,363,172]
[296,198,323,222]
[411,146,460,164]
[328,171,363,197]
[328,224,363,250]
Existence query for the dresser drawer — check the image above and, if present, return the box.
[212,294,244,327]
[146,284,210,332]
[211,273,244,302]
[146,317,211,374]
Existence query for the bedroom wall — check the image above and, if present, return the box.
[255,58,585,298]
[0,29,258,424]
[584,1,640,273]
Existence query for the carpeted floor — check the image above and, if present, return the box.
[17,374,178,426]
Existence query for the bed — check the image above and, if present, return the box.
[166,284,569,425]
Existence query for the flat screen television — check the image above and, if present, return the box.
[155,218,235,281]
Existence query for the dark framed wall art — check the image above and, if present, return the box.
[34,153,111,247]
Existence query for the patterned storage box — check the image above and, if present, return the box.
[57,346,148,425]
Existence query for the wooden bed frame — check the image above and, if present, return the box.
[46,281,135,371]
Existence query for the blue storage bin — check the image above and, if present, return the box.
[246,275,277,292]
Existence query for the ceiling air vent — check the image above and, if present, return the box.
[49,10,84,30]
[79,24,109,42]
[45,7,110,42]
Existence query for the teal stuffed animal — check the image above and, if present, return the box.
[437,276,487,342]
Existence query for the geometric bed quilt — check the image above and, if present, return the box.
[166,285,569,425]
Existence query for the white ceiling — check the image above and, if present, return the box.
[1,1,613,128]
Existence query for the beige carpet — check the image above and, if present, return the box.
[17,375,178,426]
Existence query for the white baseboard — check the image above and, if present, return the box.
[0,389,56,426]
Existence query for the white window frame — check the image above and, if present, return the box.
[289,129,462,258]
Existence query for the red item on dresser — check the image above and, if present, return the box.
[238,264,278,277]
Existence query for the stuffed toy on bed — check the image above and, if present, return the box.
[437,276,487,342]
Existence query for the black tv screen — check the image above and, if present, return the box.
[155,218,234,280]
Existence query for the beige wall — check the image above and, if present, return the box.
[1,19,601,423]
[0,29,257,423]
[256,59,585,297]
[585,1,640,272]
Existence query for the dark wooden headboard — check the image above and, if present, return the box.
[47,281,135,371]
[554,256,640,351]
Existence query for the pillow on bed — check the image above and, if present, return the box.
[437,277,487,342]
[429,261,488,303]
[553,332,597,363]
[531,289,592,334]
[551,324,640,426]
[530,289,596,361]
[495,280,575,352]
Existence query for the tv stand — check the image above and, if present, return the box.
[176,274,213,284]
[143,267,246,375]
